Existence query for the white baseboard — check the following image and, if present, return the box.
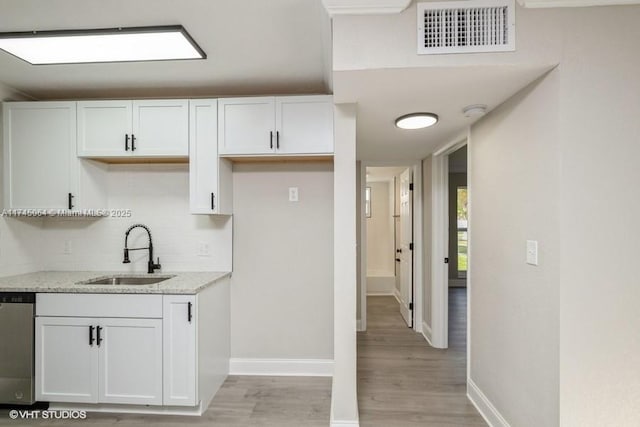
[393,287,401,304]
[229,358,333,377]
[366,291,395,296]
[421,321,433,346]
[356,320,364,331]
[467,378,511,427]
[331,421,360,427]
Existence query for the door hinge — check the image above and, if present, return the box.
[409,243,413,251]
[409,302,413,310]
[444,257,449,264]
[409,183,414,191]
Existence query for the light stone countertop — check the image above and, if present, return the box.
[0,271,231,295]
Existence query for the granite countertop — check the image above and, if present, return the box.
[0,271,231,295]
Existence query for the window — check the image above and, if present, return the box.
[365,187,371,218]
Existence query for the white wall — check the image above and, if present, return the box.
[40,164,232,273]
[365,181,394,277]
[558,7,640,426]
[230,162,334,360]
[470,70,561,427]
[422,155,433,333]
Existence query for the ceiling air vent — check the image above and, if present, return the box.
[417,0,515,54]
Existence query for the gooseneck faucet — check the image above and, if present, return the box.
[123,224,161,274]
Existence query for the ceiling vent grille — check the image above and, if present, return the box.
[417,0,515,55]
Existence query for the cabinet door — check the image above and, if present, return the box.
[98,318,163,405]
[132,100,189,157]
[163,295,197,406]
[77,100,133,157]
[3,102,78,209]
[189,100,233,215]
[275,96,334,154]
[36,317,98,403]
[218,97,275,155]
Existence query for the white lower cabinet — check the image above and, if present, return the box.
[36,317,98,403]
[99,318,163,405]
[163,295,197,406]
[36,316,162,405]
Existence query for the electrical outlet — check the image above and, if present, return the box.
[289,187,299,202]
[198,242,210,257]
[63,240,72,255]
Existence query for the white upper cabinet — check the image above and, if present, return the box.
[189,100,233,215]
[275,96,334,155]
[218,97,275,155]
[218,95,334,156]
[77,101,132,156]
[77,100,189,158]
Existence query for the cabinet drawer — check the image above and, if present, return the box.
[36,294,162,318]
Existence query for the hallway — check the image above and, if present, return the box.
[357,291,485,426]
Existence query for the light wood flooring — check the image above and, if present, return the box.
[0,376,331,426]
[357,290,486,426]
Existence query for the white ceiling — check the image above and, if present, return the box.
[0,0,331,99]
[333,65,554,163]
[366,166,408,182]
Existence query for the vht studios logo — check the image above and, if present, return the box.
[8,409,87,420]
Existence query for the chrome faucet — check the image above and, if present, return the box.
[123,224,161,274]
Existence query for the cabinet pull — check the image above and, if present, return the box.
[188,302,193,323]
[96,326,103,346]
[211,193,216,211]
[131,134,136,151]
[68,193,74,210]
[89,325,95,346]
[269,131,273,149]
[125,134,130,151]
[276,131,280,149]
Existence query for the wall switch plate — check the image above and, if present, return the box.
[289,187,299,202]
[63,240,72,255]
[526,240,538,266]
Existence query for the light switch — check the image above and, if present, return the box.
[63,240,72,255]
[289,187,299,202]
[526,240,538,266]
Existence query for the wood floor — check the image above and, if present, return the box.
[0,376,331,426]
[357,290,486,426]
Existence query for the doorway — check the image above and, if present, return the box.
[363,166,415,328]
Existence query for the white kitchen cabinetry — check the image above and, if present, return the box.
[3,101,107,211]
[35,316,162,405]
[77,99,189,158]
[189,100,233,215]
[218,95,333,156]
[163,295,197,406]
[99,318,163,405]
[35,317,98,403]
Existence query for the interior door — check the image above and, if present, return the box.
[399,168,413,327]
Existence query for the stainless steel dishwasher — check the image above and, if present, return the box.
[0,292,35,405]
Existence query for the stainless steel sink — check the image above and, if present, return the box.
[80,275,175,286]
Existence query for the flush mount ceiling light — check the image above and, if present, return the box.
[395,112,439,130]
[0,25,206,65]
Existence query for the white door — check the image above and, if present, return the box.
[98,318,163,405]
[218,97,275,155]
[399,169,413,327]
[275,96,334,154]
[36,317,99,403]
[163,296,197,406]
[3,102,77,210]
[77,100,133,157]
[132,100,189,156]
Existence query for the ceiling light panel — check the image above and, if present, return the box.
[0,26,206,65]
